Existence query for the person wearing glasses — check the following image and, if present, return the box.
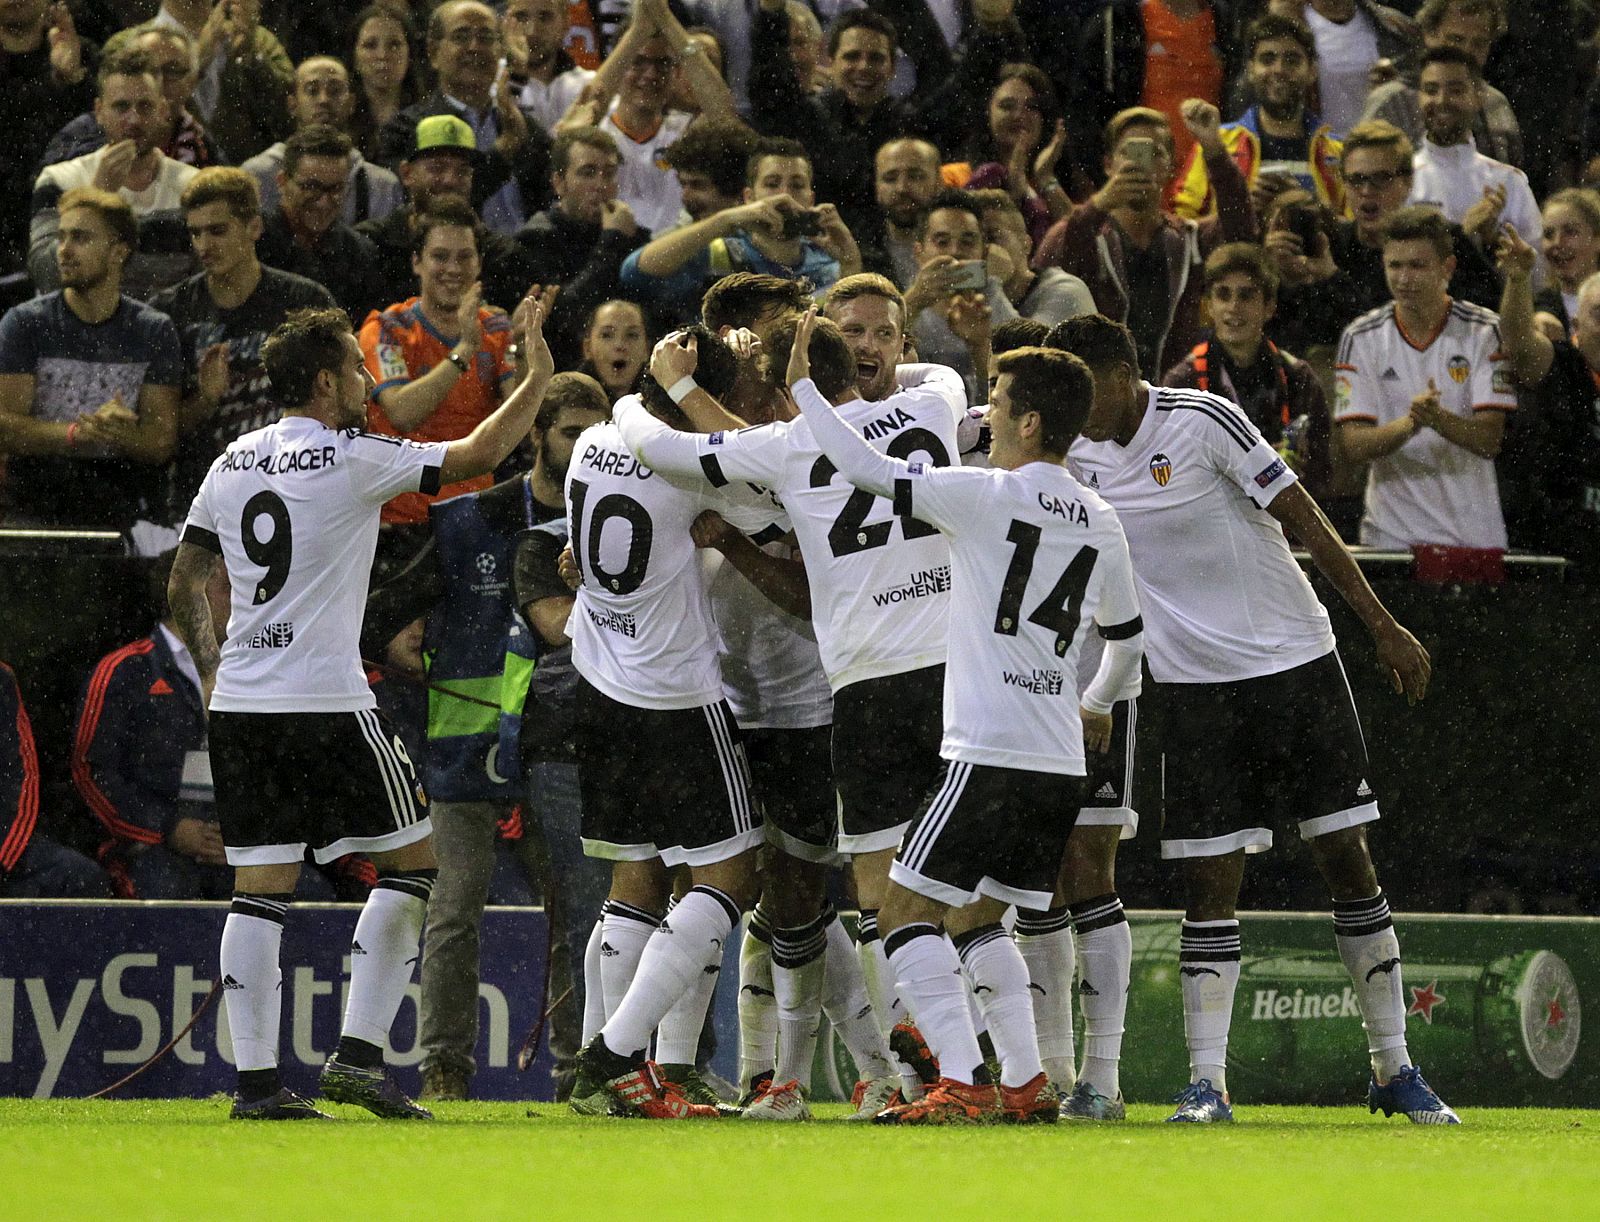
[373,0,554,237]
[1271,119,1499,353]
[240,55,405,229]
[254,126,387,322]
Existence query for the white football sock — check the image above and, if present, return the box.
[602,887,738,1058]
[1072,893,1132,1098]
[653,895,723,1067]
[220,894,290,1072]
[1333,891,1411,1082]
[820,911,895,1078]
[581,918,605,1044]
[885,924,984,1086]
[1014,906,1075,1089]
[599,899,658,1022]
[1180,919,1240,1094]
[737,907,778,1086]
[771,910,830,1087]
[955,923,1042,1088]
[341,872,433,1049]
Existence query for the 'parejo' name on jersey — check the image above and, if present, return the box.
[216,445,338,476]
[579,443,652,481]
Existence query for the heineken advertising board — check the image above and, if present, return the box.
[817,912,1591,1108]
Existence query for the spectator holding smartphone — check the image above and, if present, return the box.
[1034,100,1256,379]
[901,189,1019,399]
[621,137,860,321]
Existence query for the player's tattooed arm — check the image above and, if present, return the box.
[167,541,223,704]
[1267,483,1431,704]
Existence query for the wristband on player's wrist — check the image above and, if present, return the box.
[666,376,698,403]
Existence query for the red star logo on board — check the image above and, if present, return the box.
[1407,980,1445,1023]
[1548,995,1567,1029]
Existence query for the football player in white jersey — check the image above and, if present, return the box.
[166,301,555,1120]
[672,276,906,1120]
[1051,313,1458,1125]
[566,328,793,1120]
[614,274,968,1088]
[784,308,1144,1125]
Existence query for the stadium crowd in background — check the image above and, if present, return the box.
[0,0,1594,1126]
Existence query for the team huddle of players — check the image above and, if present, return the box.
[175,270,1458,1126]
[555,270,1457,1127]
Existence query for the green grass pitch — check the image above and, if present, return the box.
[4,1099,1595,1220]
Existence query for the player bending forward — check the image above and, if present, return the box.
[787,309,1145,1124]
[1051,313,1457,1124]
[168,302,554,1120]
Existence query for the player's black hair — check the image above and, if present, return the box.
[700,273,811,333]
[262,307,353,407]
[763,315,856,402]
[639,325,741,425]
[995,347,1093,457]
[991,318,1050,358]
[1045,313,1140,377]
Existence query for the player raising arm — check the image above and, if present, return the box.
[784,307,1145,1124]
[166,299,552,1121]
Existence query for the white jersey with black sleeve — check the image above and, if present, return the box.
[1068,384,1335,685]
[566,409,787,711]
[612,365,967,693]
[180,416,448,713]
[793,378,1143,777]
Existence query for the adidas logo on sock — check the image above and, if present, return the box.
[1077,979,1100,997]
[600,942,618,957]
[1381,367,1401,380]
[1356,778,1373,797]
[222,974,244,990]
[351,941,367,955]
[1095,782,1118,800]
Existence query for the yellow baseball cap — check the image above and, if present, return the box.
[409,114,478,161]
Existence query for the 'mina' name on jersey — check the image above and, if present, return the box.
[181,418,448,714]
[565,408,787,712]
[614,366,969,692]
